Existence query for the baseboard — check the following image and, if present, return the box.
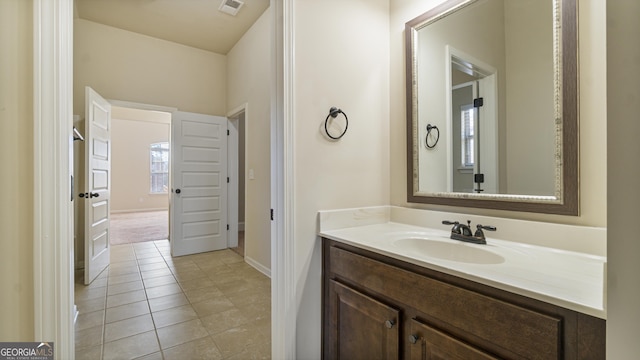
[245,256,270,278]
[75,260,84,271]
[73,305,79,324]
[110,208,168,214]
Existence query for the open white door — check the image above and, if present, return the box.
[84,87,112,284]
[477,74,498,193]
[171,111,228,257]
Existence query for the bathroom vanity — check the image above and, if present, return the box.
[319,207,606,359]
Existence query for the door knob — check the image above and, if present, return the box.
[78,192,99,198]
[175,189,181,194]
[89,192,99,198]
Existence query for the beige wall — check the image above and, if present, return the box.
[390,0,607,228]
[607,0,640,357]
[293,0,391,357]
[226,10,271,271]
[74,19,227,116]
[0,0,34,341]
[111,115,170,213]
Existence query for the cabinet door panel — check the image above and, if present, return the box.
[328,280,400,360]
[409,319,499,360]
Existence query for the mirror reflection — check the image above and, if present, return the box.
[412,0,560,197]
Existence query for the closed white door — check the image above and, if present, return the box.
[171,111,228,257]
[84,87,112,284]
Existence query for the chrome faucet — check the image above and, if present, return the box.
[442,220,496,245]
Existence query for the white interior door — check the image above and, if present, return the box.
[477,74,498,193]
[171,111,228,257]
[84,87,112,284]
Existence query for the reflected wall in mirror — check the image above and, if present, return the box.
[406,0,578,215]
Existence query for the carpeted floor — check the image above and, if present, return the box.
[110,210,169,245]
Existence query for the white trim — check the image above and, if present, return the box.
[228,116,240,249]
[108,99,178,113]
[271,0,296,358]
[227,102,249,118]
[33,0,75,358]
[245,256,271,278]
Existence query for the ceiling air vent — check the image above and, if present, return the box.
[218,0,244,16]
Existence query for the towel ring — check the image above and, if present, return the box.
[425,124,439,149]
[325,107,348,140]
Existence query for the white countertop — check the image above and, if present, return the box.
[320,221,606,319]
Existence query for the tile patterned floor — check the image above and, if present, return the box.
[75,240,271,360]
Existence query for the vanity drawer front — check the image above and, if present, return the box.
[329,246,562,359]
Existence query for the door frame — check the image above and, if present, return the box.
[33,1,296,359]
[226,103,248,252]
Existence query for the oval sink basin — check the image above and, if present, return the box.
[393,238,505,264]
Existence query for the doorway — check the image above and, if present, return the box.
[228,109,247,258]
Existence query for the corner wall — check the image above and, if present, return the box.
[0,0,34,341]
[74,19,227,116]
[607,0,640,357]
[292,0,391,357]
[226,9,272,272]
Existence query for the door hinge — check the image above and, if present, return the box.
[270,208,274,221]
[473,97,484,108]
[227,224,230,231]
[227,177,230,183]
[227,129,230,136]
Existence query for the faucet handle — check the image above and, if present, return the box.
[474,224,496,239]
[442,220,459,226]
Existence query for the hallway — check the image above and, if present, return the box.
[74,240,271,359]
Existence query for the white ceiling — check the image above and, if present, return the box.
[74,0,270,54]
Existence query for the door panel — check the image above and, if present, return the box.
[408,319,498,360]
[171,111,228,256]
[328,280,400,360]
[84,87,111,284]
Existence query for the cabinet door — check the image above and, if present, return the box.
[327,280,400,360]
[408,319,499,360]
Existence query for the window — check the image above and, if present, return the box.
[461,105,475,167]
[150,142,169,193]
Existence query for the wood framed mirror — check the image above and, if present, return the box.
[405,0,578,215]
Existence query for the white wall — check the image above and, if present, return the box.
[0,0,34,341]
[110,111,170,213]
[293,0,390,357]
[607,0,640,357]
[391,0,607,228]
[74,19,227,116]
[226,9,271,271]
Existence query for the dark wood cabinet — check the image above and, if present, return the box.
[327,280,400,360]
[322,238,606,360]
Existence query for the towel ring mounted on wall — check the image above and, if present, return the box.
[324,107,349,140]
[425,124,440,149]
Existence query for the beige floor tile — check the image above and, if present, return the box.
[172,268,208,282]
[108,272,142,285]
[108,279,144,295]
[75,309,105,331]
[76,276,108,289]
[75,324,103,349]
[136,252,163,260]
[108,265,140,277]
[75,286,107,302]
[183,285,223,304]
[75,344,102,360]
[200,308,250,335]
[134,351,163,360]
[178,276,215,291]
[143,274,177,289]
[162,336,223,360]
[148,293,190,312]
[224,341,271,360]
[139,262,169,272]
[108,260,138,269]
[106,289,147,308]
[137,256,166,265]
[145,283,182,299]
[141,267,173,279]
[156,318,209,349]
[167,261,201,273]
[236,301,271,322]
[105,300,150,323]
[210,323,269,358]
[152,304,199,328]
[103,330,160,360]
[191,296,235,317]
[226,288,270,308]
[104,313,155,343]
[76,297,106,314]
